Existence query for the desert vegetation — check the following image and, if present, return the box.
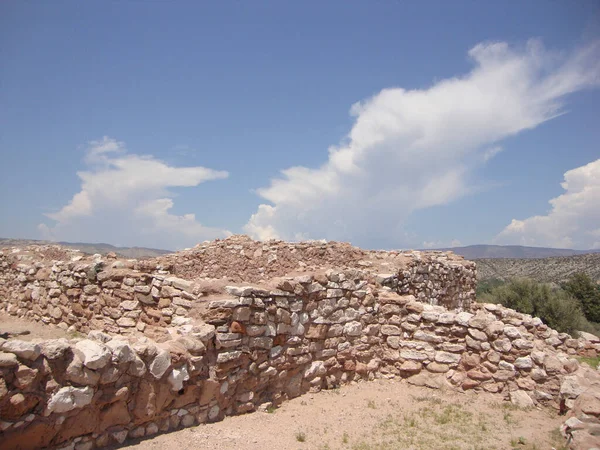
[477,272,600,335]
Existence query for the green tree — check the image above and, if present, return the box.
[562,273,600,323]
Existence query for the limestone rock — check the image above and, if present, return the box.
[40,339,71,359]
[560,376,584,399]
[88,330,112,343]
[304,361,327,379]
[1,340,41,361]
[66,355,101,385]
[578,391,600,416]
[510,390,534,408]
[468,311,493,329]
[491,338,512,353]
[434,351,461,365]
[116,317,136,327]
[381,325,401,336]
[74,340,112,370]
[106,340,136,365]
[168,364,190,391]
[455,311,474,326]
[514,356,533,370]
[150,348,172,379]
[46,386,94,414]
[0,352,18,367]
[503,326,522,340]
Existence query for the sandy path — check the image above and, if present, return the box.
[0,312,71,340]
[120,379,565,450]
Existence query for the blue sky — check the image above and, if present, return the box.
[1,1,599,250]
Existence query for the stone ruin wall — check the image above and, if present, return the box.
[0,248,476,337]
[1,247,599,449]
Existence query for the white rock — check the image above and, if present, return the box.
[503,326,522,340]
[40,339,71,359]
[578,331,600,343]
[168,364,190,391]
[128,354,147,377]
[498,360,515,371]
[119,300,139,311]
[514,356,533,370]
[171,316,192,326]
[560,376,584,399]
[87,330,112,343]
[106,340,136,364]
[192,323,216,343]
[224,286,254,297]
[343,321,362,336]
[434,351,461,364]
[46,386,94,414]
[149,348,171,379]
[564,417,585,430]
[1,340,41,361]
[455,311,474,327]
[74,340,111,370]
[116,317,136,327]
[437,313,456,324]
[0,352,18,367]
[304,361,326,379]
[510,390,534,408]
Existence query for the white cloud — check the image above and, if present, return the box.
[40,137,231,249]
[496,159,600,249]
[482,146,503,162]
[245,39,600,247]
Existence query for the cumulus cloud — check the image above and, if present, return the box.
[40,137,231,249]
[244,39,600,247]
[496,159,600,249]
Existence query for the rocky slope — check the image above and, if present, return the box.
[476,253,600,283]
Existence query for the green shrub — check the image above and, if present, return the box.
[561,273,600,323]
[478,278,586,335]
[476,278,506,297]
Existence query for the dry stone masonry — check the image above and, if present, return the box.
[0,236,599,449]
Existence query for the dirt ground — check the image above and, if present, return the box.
[0,312,71,340]
[121,380,566,450]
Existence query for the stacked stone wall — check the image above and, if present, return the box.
[2,247,599,449]
[1,270,599,449]
[0,253,200,336]
[0,249,477,336]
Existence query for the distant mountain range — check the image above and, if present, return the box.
[2,238,599,261]
[437,244,600,260]
[0,238,171,259]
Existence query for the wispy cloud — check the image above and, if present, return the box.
[244,39,600,246]
[39,137,231,249]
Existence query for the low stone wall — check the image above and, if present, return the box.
[1,269,598,449]
[2,246,598,449]
[0,248,477,337]
[0,251,200,336]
